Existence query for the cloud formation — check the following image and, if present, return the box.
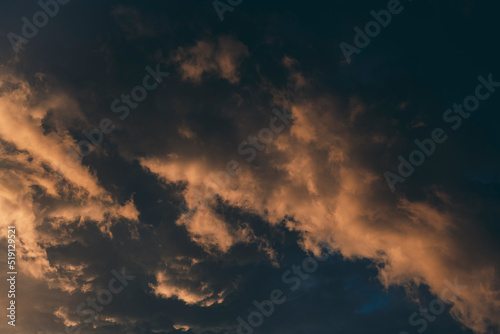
[0,70,140,301]
[171,36,249,84]
[1,1,499,332]
[140,57,500,333]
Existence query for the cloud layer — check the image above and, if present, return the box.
[140,58,500,333]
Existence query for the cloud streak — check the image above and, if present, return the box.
[141,57,500,333]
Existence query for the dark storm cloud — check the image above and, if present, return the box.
[0,0,499,334]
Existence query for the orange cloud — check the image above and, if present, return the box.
[0,71,139,289]
[140,57,500,333]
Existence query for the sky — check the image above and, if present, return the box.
[0,0,499,333]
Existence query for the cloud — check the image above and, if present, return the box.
[0,70,103,196]
[151,270,226,307]
[171,36,249,84]
[0,70,140,294]
[141,157,275,258]
[140,57,500,333]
